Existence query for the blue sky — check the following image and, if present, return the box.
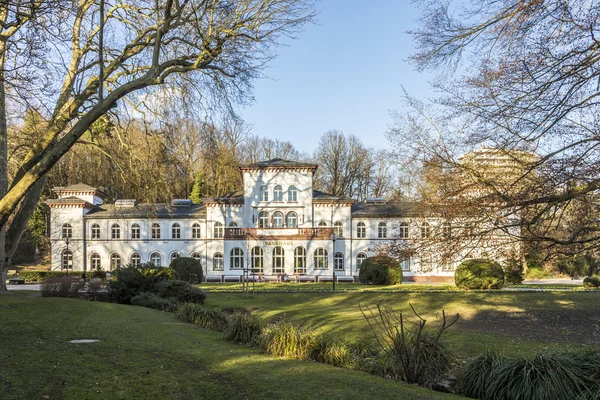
[239,1,437,153]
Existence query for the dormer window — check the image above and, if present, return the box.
[259,185,268,202]
[288,185,298,202]
[273,185,283,201]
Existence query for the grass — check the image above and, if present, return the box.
[201,290,600,358]
[0,291,460,400]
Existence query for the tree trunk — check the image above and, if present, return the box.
[0,39,8,293]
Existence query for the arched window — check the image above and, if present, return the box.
[420,222,431,239]
[130,252,141,267]
[151,223,161,239]
[334,252,344,271]
[334,221,343,237]
[318,221,327,227]
[192,223,201,239]
[288,185,298,202]
[90,253,101,270]
[62,223,72,239]
[258,212,269,228]
[170,252,180,264]
[131,223,140,239]
[213,253,224,271]
[399,222,409,239]
[150,252,162,266]
[214,222,223,238]
[111,223,121,239]
[110,253,122,270]
[251,247,264,274]
[191,252,202,263]
[272,247,284,274]
[229,221,238,227]
[286,212,298,228]
[356,222,366,238]
[314,248,328,269]
[442,222,452,239]
[273,185,283,202]
[378,222,387,239]
[294,247,306,274]
[62,249,73,270]
[272,212,283,228]
[172,223,181,239]
[356,252,367,269]
[230,248,244,269]
[259,185,268,202]
[91,223,100,239]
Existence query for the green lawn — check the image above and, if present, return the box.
[0,291,460,400]
[202,290,600,358]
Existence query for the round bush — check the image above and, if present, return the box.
[152,280,206,304]
[358,255,402,285]
[169,257,204,283]
[454,259,504,289]
[583,276,600,288]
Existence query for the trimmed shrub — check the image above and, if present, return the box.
[583,276,600,288]
[223,313,263,345]
[152,279,206,304]
[258,321,317,360]
[108,264,176,304]
[175,303,229,331]
[131,292,180,312]
[503,255,523,284]
[455,259,505,289]
[41,276,83,297]
[459,351,600,400]
[19,270,70,283]
[358,255,402,285]
[169,257,204,283]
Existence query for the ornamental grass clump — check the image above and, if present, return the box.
[223,313,263,345]
[176,303,229,332]
[454,259,505,289]
[359,303,458,388]
[310,335,357,369]
[258,321,317,360]
[459,351,600,400]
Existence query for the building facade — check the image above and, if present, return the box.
[47,159,513,282]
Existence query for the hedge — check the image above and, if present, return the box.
[18,270,72,282]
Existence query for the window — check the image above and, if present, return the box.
[213,253,224,271]
[286,212,298,228]
[151,223,160,239]
[288,185,298,202]
[318,221,327,227]
[334,221,343,237]
[399,222,409,239]
[259,185,268,201]
[229,221,238,227]
[191,252,202,263]
[378,222,387,238]
[258,212,269,228]
[131,223,140,239]
[90,253,101,270]
[110,253,122,270]
[272,247,284,274]
[192,223,201,239]
[294,247,306,274]
[400,258,411,271]
[420,222,431,239]
[441,259,454,272]
[442,222,452,239]
[170,252,180,264]
[230,248,244,269]
[111,223,121,239]
[91,224,100,239]
[356,253,367,269]
[334,252,344,271]
[150,252,162,266]
[130,252,141,267]
[251,247,264,273]
[62,250,73,270]
[214,222,223,238]
[356,222,366,238]
[272,212,283,228]
[274,185,283,201]
[62,223,72,239]
[420,255,434,272]
[314,248,328,269]
[172,223,181,239]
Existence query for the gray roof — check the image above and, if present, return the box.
[313,190,354,203]
[46,196,90,204]
[54,183,107,197]
[351,201,439,218]
[204,191,244,204]
[84,203,206,219]
[241,158,317,169]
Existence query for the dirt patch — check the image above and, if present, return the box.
[459,309,600,345]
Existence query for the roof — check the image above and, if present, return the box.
[54,183,107,198]
[203,191,245,205]
[240,158,317,171]
[351,201,439,218]
[312,190,355,204]
[46,196,95,209]
[84,203,206,219]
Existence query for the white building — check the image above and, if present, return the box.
[47,158,514,282]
